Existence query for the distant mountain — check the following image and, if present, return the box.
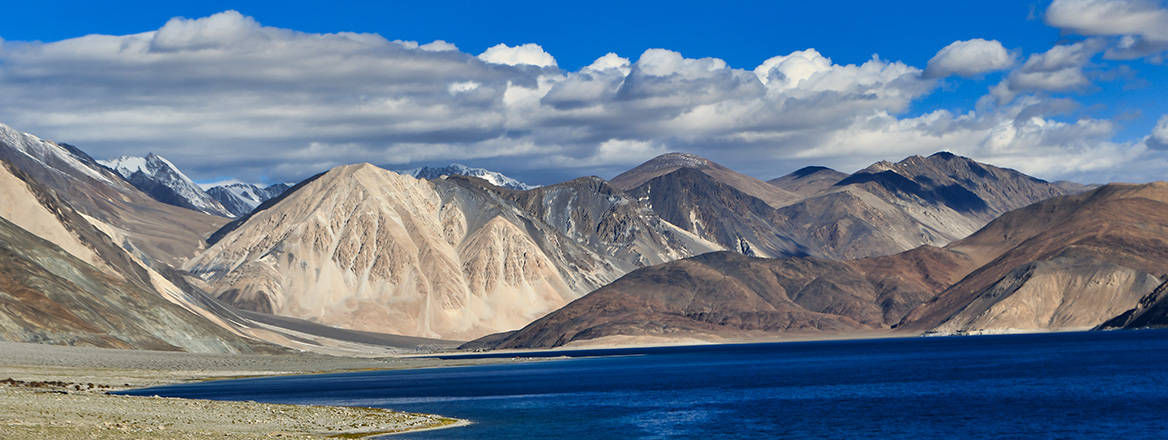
[611,152,800,208]
[768,166,848,196]
[773,152,1077,259]
[614,152,1078,260]
[629,167,807,258]
[468,182,1168,349]
[206,182,292,217]
[400,163,535,190]
[99,154,234,217]
[188,163,716,340]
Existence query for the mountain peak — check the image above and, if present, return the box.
[398,163,534,190]
[789,165,837,178]
[610,152,720,190]
[929,151,959,160]
[642,152,715,169]
[768,166,848,196]
[98,153,233,217]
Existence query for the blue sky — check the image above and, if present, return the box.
[1,0,1166,185]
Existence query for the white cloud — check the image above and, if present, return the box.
[0,10,1156,185]
[448,81,481,94]
[420,40,459,52]
[584,52,631,73]
[991,41,1101,103]
[925,38,1015,78]
[149,10,266,52]
[1047,0,1168,41]
[1046,0,1168,58]
[477,43,557,68]
[1149,114,1168,149]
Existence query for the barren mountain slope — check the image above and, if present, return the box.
[901,183,1168,334]
[1097,280,1168,330]
[770,152,1078,259]
[468,182,1160,349]
[467,246,976,349]
[188,164,716,340]
[451,175,721,266]
[99,154,233,217]
[613,152,1077,260]
[768,166,848,196]
[628,168,807,258]
[0,123,226,267]
[610,153,801,208]
[0,160,265,353]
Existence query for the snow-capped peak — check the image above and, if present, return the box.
[398,163,535,190]
[0,122,113,184]
[100,153,189,183]
[198,178,248,190]
[205,181,292,217]
[98,153,234,217]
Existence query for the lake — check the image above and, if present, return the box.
[119,330,1168,439]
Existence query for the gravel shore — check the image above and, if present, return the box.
[0,341,521,439]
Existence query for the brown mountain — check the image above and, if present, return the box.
[901,182,1168,333]
[617,151,1077,260]
[609,152,801,208]
[1097,280,1168,330]
[628,167,807,257]
[767,166,848,196]
[188,163,718,340]
[468,182,1168,349]
[770,152,1076,259]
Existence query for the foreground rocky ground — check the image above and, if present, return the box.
[0,342,528,439]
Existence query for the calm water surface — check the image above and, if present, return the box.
[120,330,1168,439]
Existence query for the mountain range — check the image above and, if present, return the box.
[98,154,294,218]
[469,181,1168,349]
[204,182,293,217]
[1,121,1161,355]
[399,163,535,190]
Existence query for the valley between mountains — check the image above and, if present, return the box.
[1,121,1164,355]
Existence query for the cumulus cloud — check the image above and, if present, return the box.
[1046,0,1168,58]
[0,10,1156,185]
[924,38,1015,78]
[477,43,557,67]
[1149,114,1168,149]
[991,41,1101,103]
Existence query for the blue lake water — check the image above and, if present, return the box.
[119,330,1168,439]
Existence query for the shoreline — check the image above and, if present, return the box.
[418,327,1134,359]
[0,341,528,439]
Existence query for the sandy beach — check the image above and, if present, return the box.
[0,341,529,439]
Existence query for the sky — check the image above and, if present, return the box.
[1,0,1166,186]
